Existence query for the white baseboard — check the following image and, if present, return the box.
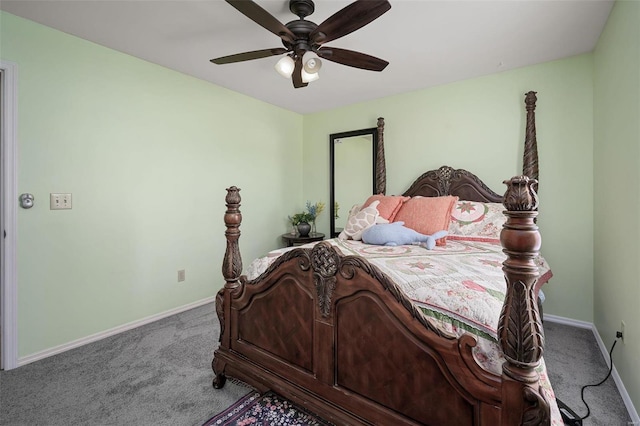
[544,313,593,329]
[544,314,640,424]
[18,297,216,367]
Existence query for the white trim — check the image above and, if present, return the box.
[543,313,592,329]
[18,296,215,366]
[544,314,640,424]
[589,321,640,425]
[1,60,19,371]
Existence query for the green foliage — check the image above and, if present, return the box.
[289,200,325,225]
[289,212,314,225]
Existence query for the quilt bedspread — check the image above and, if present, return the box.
[245,238,561,424]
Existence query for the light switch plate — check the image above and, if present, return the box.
[50,193,72,210]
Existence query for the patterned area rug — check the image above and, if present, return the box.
[203,391,334,426]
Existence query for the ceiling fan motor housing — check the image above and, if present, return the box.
[284,19,318,53]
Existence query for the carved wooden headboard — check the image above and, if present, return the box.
[402,166,503,202]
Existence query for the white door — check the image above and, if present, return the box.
[1,60,18,370]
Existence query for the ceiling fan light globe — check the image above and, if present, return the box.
[275,56,295,78]
[303,57,322,73]
[301,69,319,83]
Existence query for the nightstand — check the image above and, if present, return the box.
[281,232,325,247]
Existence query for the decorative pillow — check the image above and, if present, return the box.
[338,200,389,241]
[362,194,410,222]
[393,196,458,246]
[346,203,363,221]
[448,201,505,242]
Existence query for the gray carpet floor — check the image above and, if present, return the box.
[0,303,632,425]
[543,320,631,425]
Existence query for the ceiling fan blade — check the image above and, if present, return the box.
[310,0,391,45]
[317,47,389,71]
[226,0,295,43]
[292,55,308,89]
[211,48,288,65]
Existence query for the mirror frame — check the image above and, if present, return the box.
[329,118,386,238]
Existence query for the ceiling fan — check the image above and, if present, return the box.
[210,0,391,88]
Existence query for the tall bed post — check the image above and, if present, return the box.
[499,176,549,425]
[213,186,243,389]
[375,117,386,195]
[522,91,539,189]
[221,186,242,292]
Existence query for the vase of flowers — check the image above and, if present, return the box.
[306,201,325,235]
[289,201,325,237]
[290,212,314,237]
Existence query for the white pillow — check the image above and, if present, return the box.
[338,200,388,241]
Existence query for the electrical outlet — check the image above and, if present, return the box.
[621,320,626,343]
[178,269,186,282]
[50,193,72,210]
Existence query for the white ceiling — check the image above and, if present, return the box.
[1,0,614,114]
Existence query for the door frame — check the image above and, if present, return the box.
[1,60,18,370]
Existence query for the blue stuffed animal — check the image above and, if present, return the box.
[361,221,448,250]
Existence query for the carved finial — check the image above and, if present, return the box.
[502,176,539,211]
[525,91,537,111]
[225,186,241,206]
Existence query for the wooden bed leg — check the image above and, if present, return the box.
[212,358,227,389]
[499,176,550,425]
[212,186,244,389]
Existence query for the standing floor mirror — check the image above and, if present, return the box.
[330,118,386,238]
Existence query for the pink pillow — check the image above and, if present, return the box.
[393,196,459,246]
[362,195,410,222]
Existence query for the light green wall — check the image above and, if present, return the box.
[304,55,595,323]
[593,0,640,412]
[1,12,303,357]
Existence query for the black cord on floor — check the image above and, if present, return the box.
[577,338,618,421]
[556,336,619,426]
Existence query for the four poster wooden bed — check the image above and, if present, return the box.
[212,92,556,425]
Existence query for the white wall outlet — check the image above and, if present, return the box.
[50,193,72,210]
[178,270,186,282]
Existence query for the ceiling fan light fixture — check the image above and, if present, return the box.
[303,57,322,74]
[275,55,295,78]
[301,68,320,83]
